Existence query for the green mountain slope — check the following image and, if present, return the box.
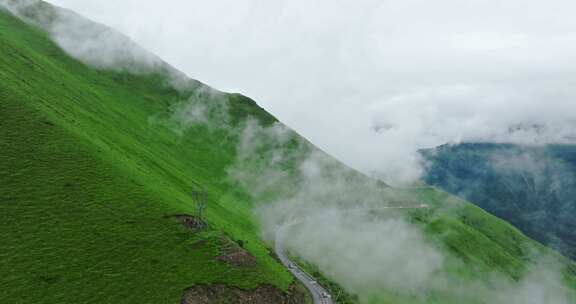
[1,2,575,303]
[0,4,294,303]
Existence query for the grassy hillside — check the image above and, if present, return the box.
[1,2,575,303]
[0,5,293,303]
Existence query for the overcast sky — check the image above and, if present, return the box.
[48,0,576,183]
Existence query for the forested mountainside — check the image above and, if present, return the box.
[423,143,576,260]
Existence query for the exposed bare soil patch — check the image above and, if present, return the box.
[216,235,257,267]
[216,250,257,267]
[181,284,307,304]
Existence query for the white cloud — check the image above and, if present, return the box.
[45,0,576,184]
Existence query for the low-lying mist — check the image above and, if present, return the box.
[226,122,575,303]
[1,0,163,73]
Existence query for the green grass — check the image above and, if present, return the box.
[0,7,291,304]
[1,3,576,304]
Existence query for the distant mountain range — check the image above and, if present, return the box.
[422,143,576,259]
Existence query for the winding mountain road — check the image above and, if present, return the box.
[275,225,333,304]
[274,205,429,304]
